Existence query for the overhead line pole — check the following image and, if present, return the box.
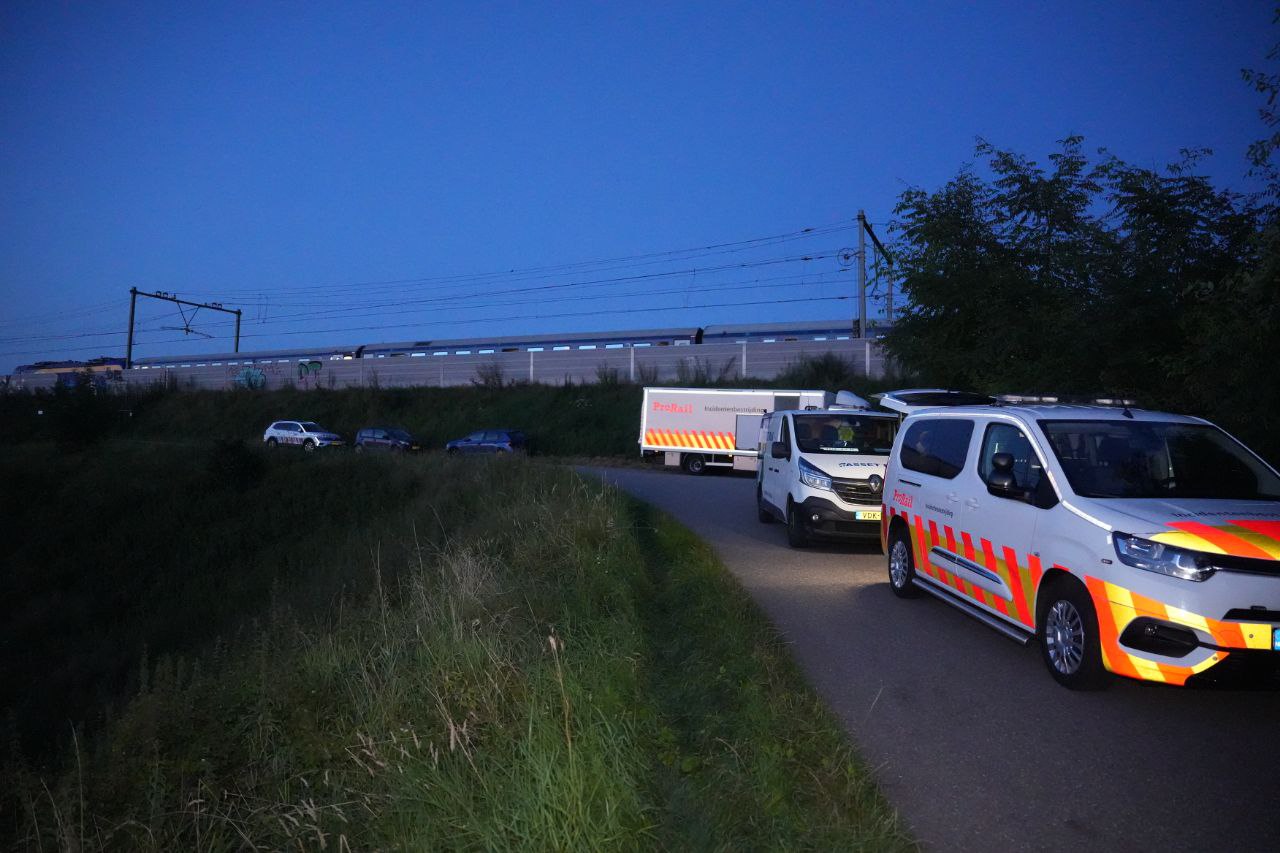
[854,214,895,331]
[857,210,867,338]
[124,289,243,369]
[125,287,138,369]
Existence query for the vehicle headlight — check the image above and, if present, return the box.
[798,457,832,491]
[1112,532,1215,582]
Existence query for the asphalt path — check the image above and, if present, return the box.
[584,466,1280,853]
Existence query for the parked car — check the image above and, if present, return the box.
[262,420,344,451]
[445,429,528,455]
[881,393,1280,690]
[354,426,421,453]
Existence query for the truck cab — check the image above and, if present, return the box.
[756,401,899,547]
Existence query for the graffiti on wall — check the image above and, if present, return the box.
[296,360,323,388]
[297,360,322,379]
[231,367,267,390]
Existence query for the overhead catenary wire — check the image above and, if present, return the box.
[3,217,888,365]
[0,292,870,360]
[173,220,858,301]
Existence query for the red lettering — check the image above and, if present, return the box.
[893,489,914,509]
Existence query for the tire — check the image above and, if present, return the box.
[757,486,775,524]
[446,447,458,456]
[682,454,707,475]
[785,500,809,548]
[1038,578,1109,690]
[303,439,316,453]
[887,526,921,598]
[354,444,364,454]
[266,438,278,448]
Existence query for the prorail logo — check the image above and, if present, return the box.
[652,401,693,414]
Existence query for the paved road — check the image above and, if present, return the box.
[585,467,1280,853]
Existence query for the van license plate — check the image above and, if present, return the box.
[856,510,881,522]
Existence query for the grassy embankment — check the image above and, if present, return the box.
[1,444,913,850]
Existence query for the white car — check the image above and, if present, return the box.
[262,420,344,451]
[881,395,1280,689]
[756,396,900,547]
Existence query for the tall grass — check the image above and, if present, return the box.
[3,451,913,850]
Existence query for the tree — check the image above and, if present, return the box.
[884,139,1272,458]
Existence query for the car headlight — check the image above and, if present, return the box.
[1112,532,1215,582]
[798,457,832,491]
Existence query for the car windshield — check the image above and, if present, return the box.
[299,422,322,432]
[1040,420,1280,500]
[389,429,411,441]
[793,414,896,455]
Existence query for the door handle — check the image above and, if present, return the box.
[965,498,979,509]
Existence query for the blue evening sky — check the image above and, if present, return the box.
[0,1,1273,372]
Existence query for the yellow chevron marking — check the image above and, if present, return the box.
[1150,531,1228,554]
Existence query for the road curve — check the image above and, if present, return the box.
[584,466,1280,853]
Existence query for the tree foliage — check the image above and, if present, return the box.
[884,136,1278,462]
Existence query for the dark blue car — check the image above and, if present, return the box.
[354,426,421,453]
[445,429,528,455]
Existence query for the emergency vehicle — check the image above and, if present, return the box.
[880,394,1280,689]
[756,392,900,546]
[639,387,828,474]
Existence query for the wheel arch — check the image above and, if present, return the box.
[1034,567,1085,629]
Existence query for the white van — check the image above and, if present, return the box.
[756,393,899,547]
[881,396,1280,689]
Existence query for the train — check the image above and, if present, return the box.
[14,319,865,377]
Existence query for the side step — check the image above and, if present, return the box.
[912,577,1035,646]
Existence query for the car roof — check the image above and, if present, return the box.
[901,403,1207,424]
[771,408,897,419]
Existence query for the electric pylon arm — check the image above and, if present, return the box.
[125,288,243,368]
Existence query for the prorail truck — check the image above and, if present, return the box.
[640,386,831,474]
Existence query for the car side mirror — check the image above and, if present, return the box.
[987,452,1021,498]
[771,441,790,460]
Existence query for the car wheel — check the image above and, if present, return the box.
[446,447,457,456]
[266,438,278,448]
[682,453,707,475]
[303,439,316,453]
[786,500,809,548]
[887,526,921,598]
[354,444,364,454]
[757,486,775,523]
[1038,578,1109,690]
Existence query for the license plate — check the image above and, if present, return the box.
[1274,627,1280,652]
[856,510,882,522]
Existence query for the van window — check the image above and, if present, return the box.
[792,414,896,455]
[1041,420,1280,500]
[900,419,974,479]
[980,423,1056,505]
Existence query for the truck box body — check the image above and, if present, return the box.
[640,387,829,472]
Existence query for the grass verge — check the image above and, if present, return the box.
[3,453,912,850]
